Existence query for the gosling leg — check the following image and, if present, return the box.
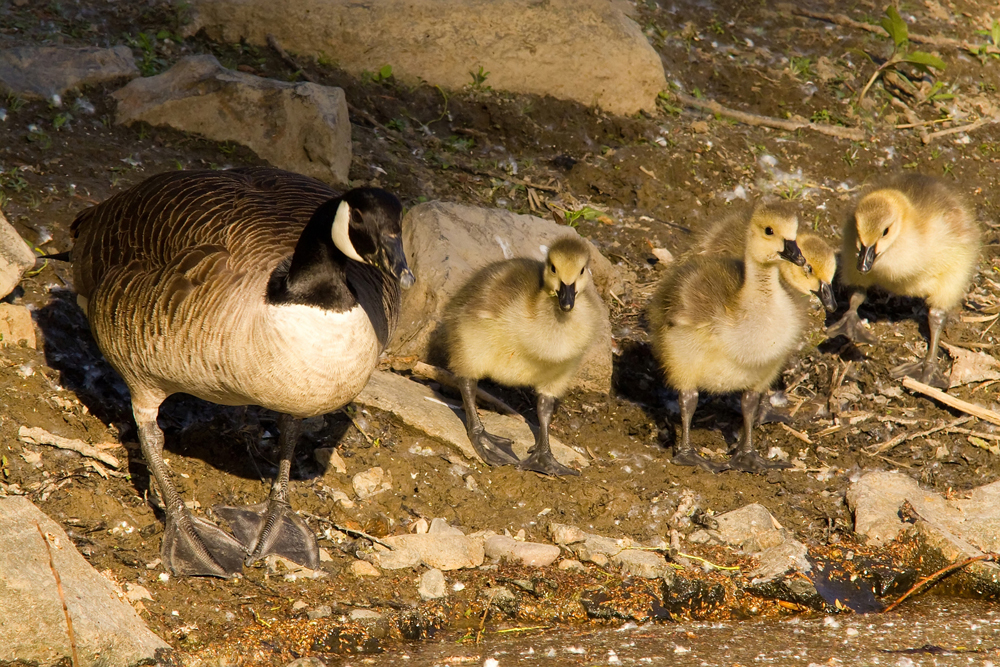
[518,393,579,477]
[826,290,877,344]
[215,413,319,569]
[672,389,728,473]
[135,404,245,578]
[890,307,950,389]
[457,377,518,466]
[728,390,792,474]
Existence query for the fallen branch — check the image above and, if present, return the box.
[926,117,998,142]
[37,523,79,667]
[266,34,317,83]
[882,552,998,613]
[673,92,865,141]
[902,377,1000,426]
[866,415,974,455]
[331,523,395,551]
[18,427,120,469]
[411,361,523,419]
[792,8,972,51]
[780,423,813,445]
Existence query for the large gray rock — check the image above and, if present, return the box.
[112,55,351,185]
[391,201,618,393]
[355,370,588,469]
[0,497,172,666]
[0,209,35,300]
[185,0,666,116]
[712,503,787,553]
[0,45,138,101]
[484,534,561,567]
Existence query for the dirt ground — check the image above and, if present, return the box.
[1,0,1000,664]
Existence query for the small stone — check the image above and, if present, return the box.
[314,447,347,474]
[382,533,485,571]
[691,120,710,134]
[291,600,308,611]
[372,545,421,570]
[713,504,786,553]
[349,609,381,621]
[285,658,327,667]
[306,605,332,620]
[350,560,380,578]
[124,583,153,602]
[558,559,585,572]
[418,568,447,600]
[410,518,429,534]
[612,549,671,579]
[586,553,609,567]
[428,518,464,536]
[484,534,560,567]
[352,467,392,499]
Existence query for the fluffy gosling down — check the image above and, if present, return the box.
[696,213,838,312]
[828,173,980,388]
[70,167,414,577]
[442,236,603,476]
[649,203,807,474]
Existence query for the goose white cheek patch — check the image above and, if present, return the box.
[332,200,365,263]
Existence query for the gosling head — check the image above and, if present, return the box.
[853,188,910,274]
[746,203,806,268]
[331,187,415,289]
[798,234,838,311]
[543,236,592,312]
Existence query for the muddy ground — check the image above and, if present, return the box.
[1,0,999,664]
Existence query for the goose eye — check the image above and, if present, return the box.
[764,226,774,236]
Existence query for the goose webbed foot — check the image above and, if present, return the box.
[468,427,519,466]
[826,311,877,344]
[517,447,579,477]
[161,512,246,578]
[672,449,729,473]
[890,359,949,389]
[727,450,792,474]
[214,501,319,569]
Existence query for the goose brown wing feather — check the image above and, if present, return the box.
[71,167,336,299]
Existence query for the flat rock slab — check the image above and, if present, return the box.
[0,496,172,666]
[0,45,138,101]
[0,303,36,348]
[390,201,618,393]
[185,0,666,116]
[355,370,588,469]
[712,503,787,553]
[112,55,351,185]
[0,208,35,300]
[380,533,485,571]
[847,471,1000,596]
[484,534,561,567]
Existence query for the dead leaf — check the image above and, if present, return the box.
[943,342,1000,388]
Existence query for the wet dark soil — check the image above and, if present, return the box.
[1,0,999,664]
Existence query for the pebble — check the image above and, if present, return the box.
[484,534,561,567]
[558,559,586,572]
[429,518,464,536]
[352,467,392,499]
[350,560,381,578]
[418,568,447,600]
[349,609,381,621]
[306,605,331,620]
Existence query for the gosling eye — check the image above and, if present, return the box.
[549,263,556,273]
[764,226,774,236]
[882,227,889,236]
[579,267,585,276]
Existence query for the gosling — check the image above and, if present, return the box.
[442,236,603,476]
[828,173,980,388]
[649,203,806,474]
[69,168,413,577]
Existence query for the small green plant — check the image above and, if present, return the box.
[219,141,236,155]
[443,135,474,153]
[777,183,805,200]
[857,7,946,105]
[370,64,393,83]
[657,91,682,114]
[469,66,490,88]
[969,19,1000,61]
[0,167,28,194]
[316,52,335,68]
[564,206,606,227]
[129,32,169,76]
[52,112,72,130]
[942,162,954,177]
[788,55,813,79]
[385,118,405,132]
[811,109,831,123]
[27,126,52,149]
[6,94,26,113]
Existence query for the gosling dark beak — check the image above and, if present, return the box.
[385,236,415,289]
[817,281,837,312]
[780,239,806,266]
[857,243,877,274]
[557,282,576,312]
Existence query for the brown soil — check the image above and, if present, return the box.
[1,0,999,664]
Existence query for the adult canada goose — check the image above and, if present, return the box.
[827,173,979,388]
[648,203,806,473]
[69,167,414,577]
[695,213,837,311]
[442,236,603,476]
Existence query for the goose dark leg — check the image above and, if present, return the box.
[890,307,950,389]
[672,389,728,473]
[457,377,519,466]
[827,290,877,344]
[135,405,245,578]
[728,390,792,474]
[214,414,319,569]
[518,393,579,476]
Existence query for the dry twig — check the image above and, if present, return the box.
[37,523,78,667]
[882,553,998,613]
[411,361,523,419]
[866,416,973,455]
[902,377,1000,426]
[266,34,317,83]
[792,8,972,51]
[18,426,120,469]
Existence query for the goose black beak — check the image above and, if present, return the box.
[817,281,837,312]
[557,282,576,312]
[857,243,877,273]
[384,236,415,289]
[780,239,806,266]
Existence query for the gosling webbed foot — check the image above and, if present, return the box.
[214,501,319,569]
[672,449,729,473]
[728,450,792,474]
[757,397,795,426]
[468,427,519,467]
[890,359,949,389]
[826,311,877,344]
[517,448,579,477]
[161,512,246,578]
